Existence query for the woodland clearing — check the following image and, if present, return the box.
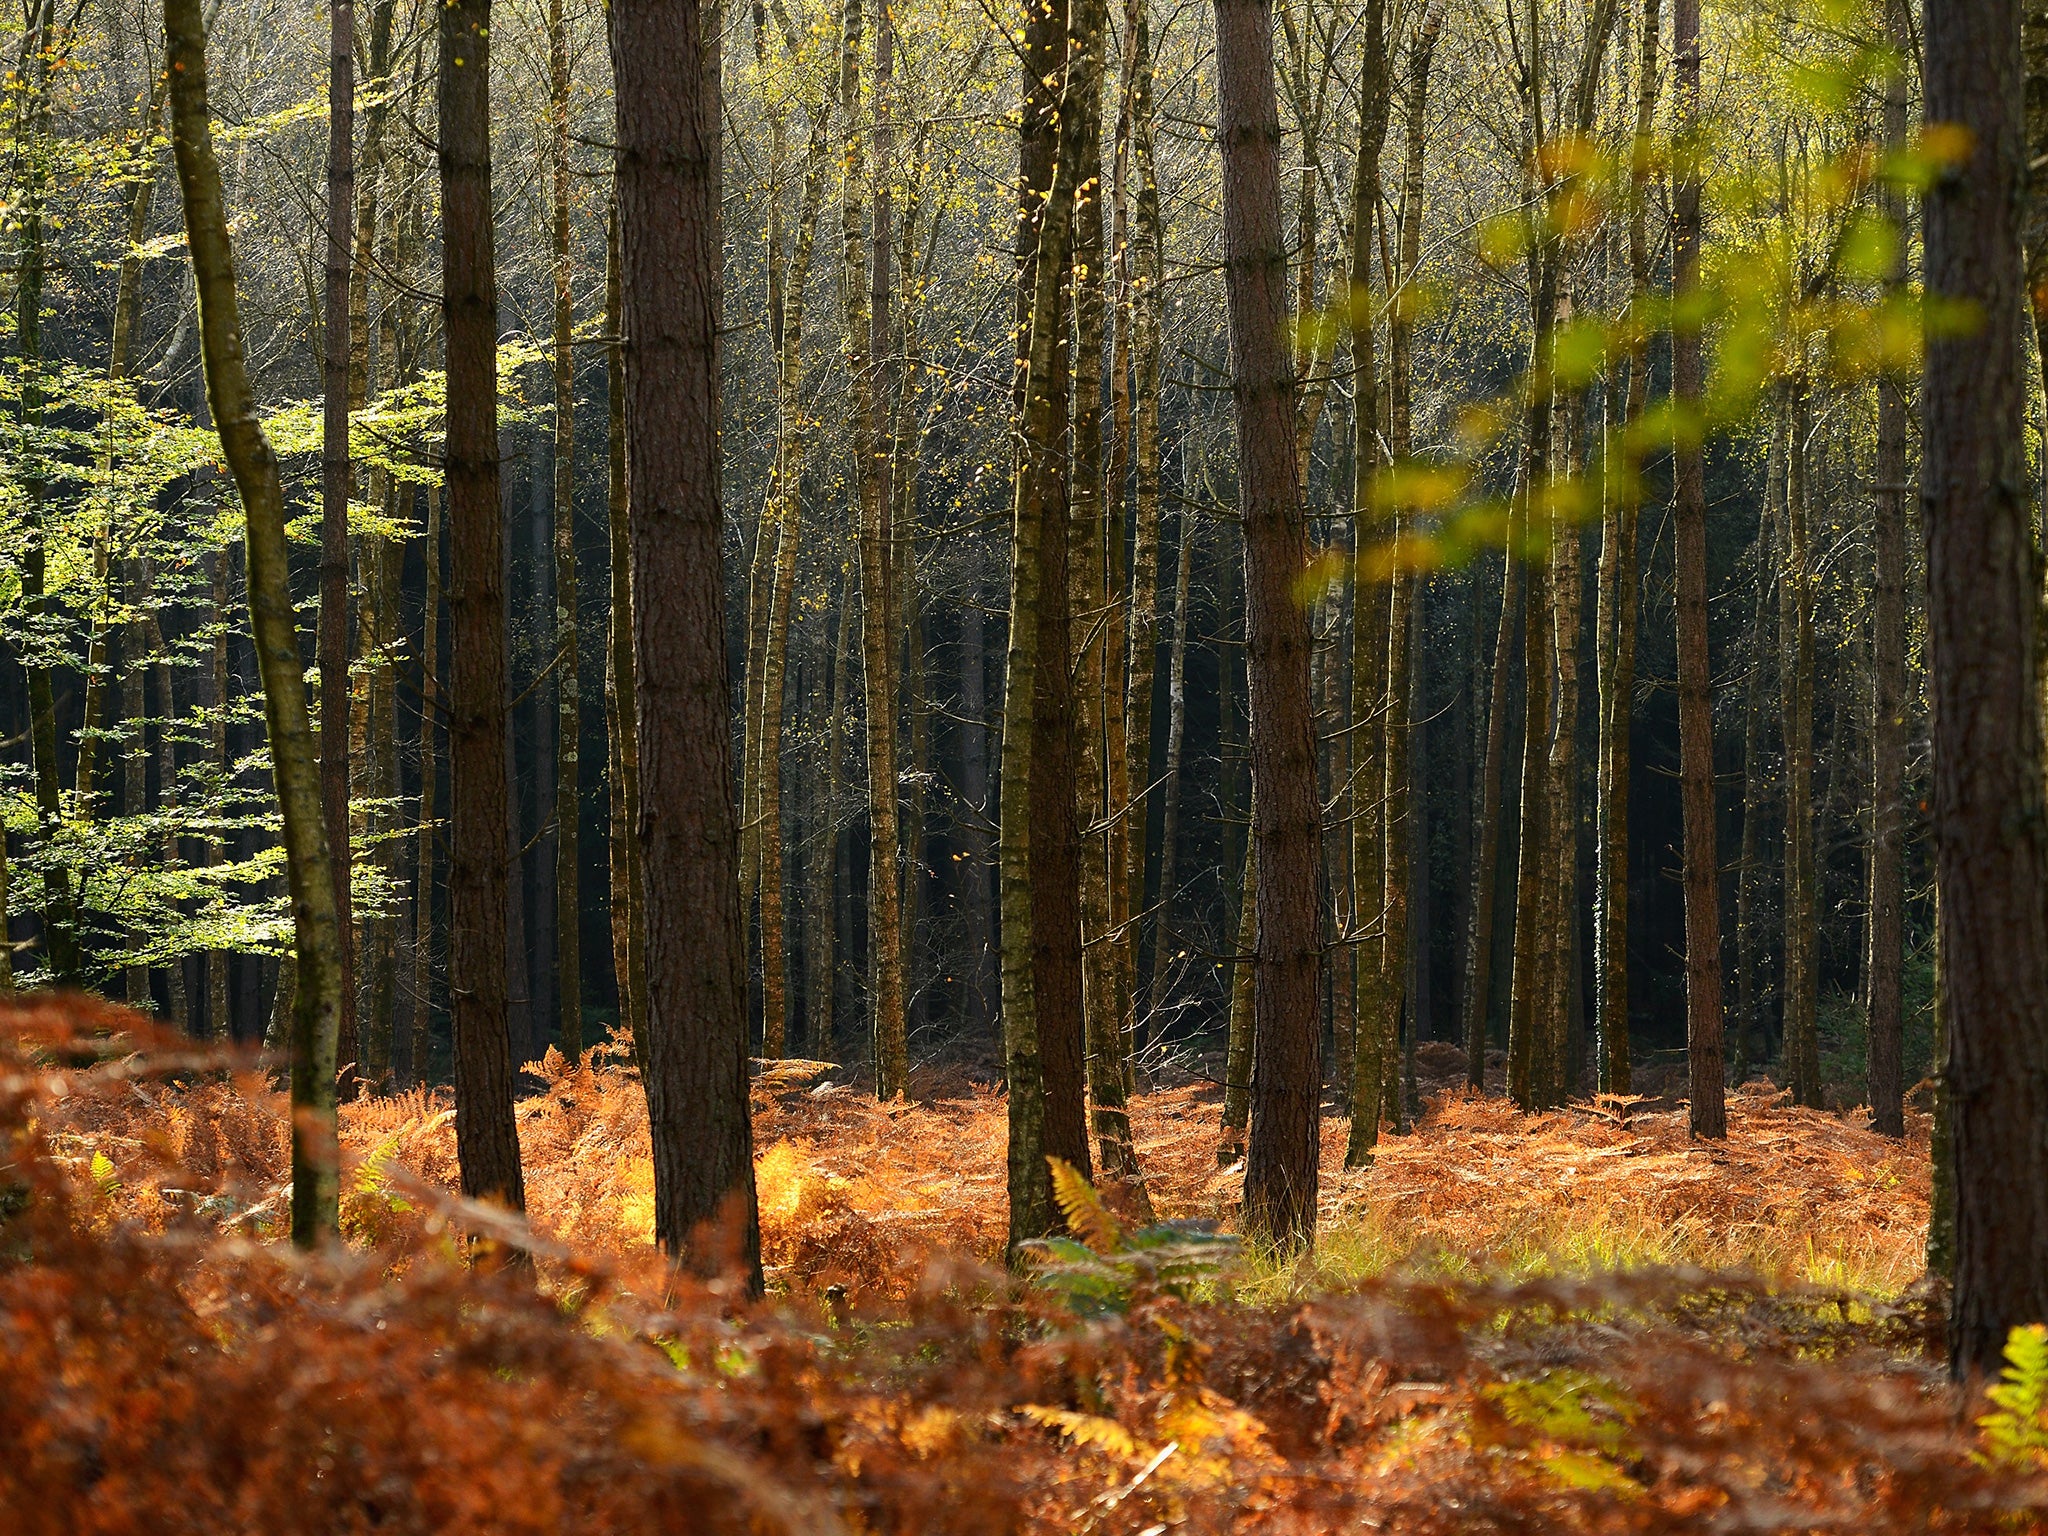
[6,998,2033,1535]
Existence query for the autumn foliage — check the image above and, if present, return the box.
[5,996,2045,1533]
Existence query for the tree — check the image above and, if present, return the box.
[441,0,527,1210]
[611,0,762,1287]
[1214,0,1324,1248]
[1671,0,1726,1139]
[320,0,356,1068]
[1924,0,2048,1378]
[164,0,343,1243]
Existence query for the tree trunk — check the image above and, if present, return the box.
[1925,0,2048,1377]
[612,0,761,1285]
[441,0,527,1209]
[1671,0,1726,1138]
[1344,0,1393,1162]
[1003,0,1094,1250]
[603,201,649,1071]
[321,0,357,1067]
[1068,0,1145,1201]
[1780,377,1821,1108]
[1145,512,1194,1030]
[1864,0,1910,1138]
[410,483,442,1082]
[548,0,582,1061]
[165,0,344,1242]
[1215,0,1325,1247]
[1464,554,1518,1089]
[13,0,80,984]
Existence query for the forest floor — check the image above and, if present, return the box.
[5,997,2040,1534]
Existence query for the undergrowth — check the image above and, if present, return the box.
[5,996,2036,1534]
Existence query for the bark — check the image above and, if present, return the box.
[604,201,650,1070]
[1120,0,1165,1052]
[1864,0,1910,1138]
[1925,0,2048,1376]
[1145,511,1194,1028]
[1068,0,1145,1199]
[861,0,908,1097]
[1780,378,1821,1108]
[1733,485,1776,1082]
[410,483,442,1082]
[441,0,527,1209]
[548,0,582,1061]
[321,0,357,1064]
[1464,555,1518,1088]
[1004,0,1094,1251]
[612,0,761,1284]
[1216,0,1326,1246]
[1345,0,1394,1162]
[754,65,832,1061]
[1219,809,1257,1161]
[1594,0,1658,1098]
[147,580,191,1032]
[209,547,231,1036]
[13,0,80,983]
[123,567,150,1007]
[165,0,344,1242]
[1672,0,1726,1138]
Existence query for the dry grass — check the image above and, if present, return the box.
[42,1032,1931,1299]
[7,999,2044,1536]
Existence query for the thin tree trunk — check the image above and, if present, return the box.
[441,0,527,1209]
[1672,0,1726,1138]
[410,483,442,1082]
[165,0,344,1242]
[1345,0,1393,1162]
[1145,510,1193,1029]
[1216,0,1326,1246]
[603,201,649,1071]
[1733,478,1776,1083]
[1120,0,1165,1057]
[13,0,79,984]
[1780,376,1820,1108]
[1594,0,1657,1098]
[843,0,908,1098]
[1865,0,1910,1138]
[1464,554,1518,1088]
[757,108,831,1061]
[321,0,358,1067]
[548,0,582,1061]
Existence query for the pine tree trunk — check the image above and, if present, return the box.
[1672,0,1726,1138]
[611,0,761,1285]
[321,0,358,1066]
[1068,0,1145,1201]
[410,484,442,1082]
[603,202,649,1072]
[1216,0,1325,1246]
[758,99,831,1061]
[1780,377,1820,1108]
[1733,482,1775,1084]
[441,0,527,1209]
[1004,0,1095,1250]
[547,0,582,1061]
[13,0,80,984]
[1594,0,1657,1097]
[165,0,344,1242]
[1864,0,1910,1138]
[1145,513,1194,1029]
[1464,555,1518,1089]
